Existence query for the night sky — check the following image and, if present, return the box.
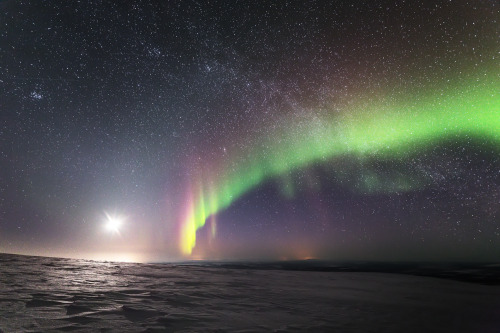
[1,0,499,262]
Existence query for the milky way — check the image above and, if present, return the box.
[1,0,499,261]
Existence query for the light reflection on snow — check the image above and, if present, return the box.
[1,253,499,332]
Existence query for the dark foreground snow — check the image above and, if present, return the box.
[0,254,499,332]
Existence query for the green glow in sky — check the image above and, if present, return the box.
[180,71,500,255]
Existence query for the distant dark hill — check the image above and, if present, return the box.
[175,260,500,285]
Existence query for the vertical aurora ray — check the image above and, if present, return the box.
[180,71,500,255]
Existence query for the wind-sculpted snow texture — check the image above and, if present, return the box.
[1,254,499,332]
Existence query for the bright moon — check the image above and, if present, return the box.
[104,213,123,233]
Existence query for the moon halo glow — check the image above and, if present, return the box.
[104,212,124,234]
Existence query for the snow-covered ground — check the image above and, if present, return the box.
[0,254,499,332]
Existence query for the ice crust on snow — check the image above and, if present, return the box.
[0,253,499,332]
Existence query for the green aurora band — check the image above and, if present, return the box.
[180,70,500,255]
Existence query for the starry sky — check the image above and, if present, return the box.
[1,0,499,262]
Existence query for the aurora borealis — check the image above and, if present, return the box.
[1,0,499,262]
[180,70,500,254]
